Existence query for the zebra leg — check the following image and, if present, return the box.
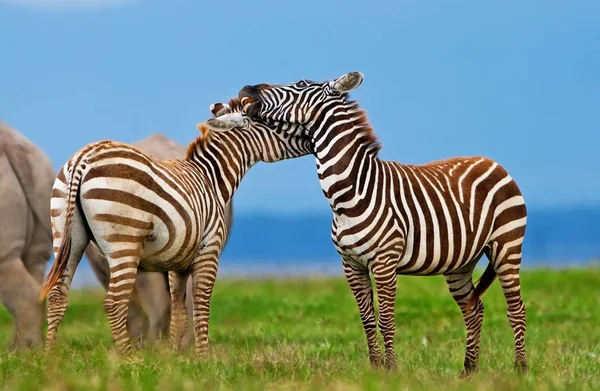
[190,254,219,357]
[487,237,527,372]
[168,270,189,351]
[342,260,383,367]
[45,256,82,351]
[46,209,89,351]
[444,270,484,376]
[372,260,398,370]
[102,255,140,354]
[136,271,171,342]
[491,249,527,372]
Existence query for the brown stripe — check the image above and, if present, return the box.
[83,189,175,257]
[414,169,449,274]
[51,188,67,198]
[105,234,145,243]
[110,249,141,259]
[110,262,138,273]
[83,161,193,256]
[88,150,190,203]
[94,214,154,231]
[56,167,67,182]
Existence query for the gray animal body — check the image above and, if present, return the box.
[0,121,55,348]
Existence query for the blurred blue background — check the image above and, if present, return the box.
[1,0,598,285]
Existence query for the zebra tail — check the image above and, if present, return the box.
[466,262,496,310]
[39,160,85,301]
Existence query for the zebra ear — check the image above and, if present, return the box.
[204,112,245,132]
[210,102,231,117]
[330,72,364,94]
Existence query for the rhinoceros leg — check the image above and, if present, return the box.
[0,258,43,348]
[180,276,195,349]
[20,220,53,347]
[135,271,171,342]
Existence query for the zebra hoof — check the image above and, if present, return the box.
[515,360,528,373]
[369,354,384,369]
[116,343,133,355]
[459,362,479,379]
[384,360,398,371]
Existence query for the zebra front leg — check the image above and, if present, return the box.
[190,253,219,357]
[342,260,383,368]
[168,270,189,351]
[444,271,484,376]
[371,260,398,370]
[103,255,140,354]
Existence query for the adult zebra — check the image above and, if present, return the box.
[40,98,311,355]
[239,73,528,375]
[84,133,234,346]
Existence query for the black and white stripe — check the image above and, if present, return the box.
[239,73,528,374]
[40,98,311,355]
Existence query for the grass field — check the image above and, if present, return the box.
[1,268,599,390]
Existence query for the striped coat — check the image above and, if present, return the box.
[239,73,528,375]
[40,99,311,355]
[83,133,234,345]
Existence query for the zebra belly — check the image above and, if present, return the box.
[394,228,489,276]
[138,232,194,272]
[332,215,488,275]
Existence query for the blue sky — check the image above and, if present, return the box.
[1,0,598,215]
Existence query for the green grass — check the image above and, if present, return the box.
[1,268,599,390]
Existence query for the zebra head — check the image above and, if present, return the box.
[201,98,313,162]
[238,72,364,133]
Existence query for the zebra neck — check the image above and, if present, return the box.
[311,105,382,214]
[189,134,259,207]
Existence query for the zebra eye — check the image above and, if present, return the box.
[296,80,308,88]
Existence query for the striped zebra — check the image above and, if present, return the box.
[84,133,234,346]
[239,73,528,375]
[39,98,311,355]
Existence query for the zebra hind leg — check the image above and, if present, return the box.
[488,240,527,372]
[45,208,90,352]
[103,254,141,354]
[342,260,384,368]
[168,270,189,351]
[444,267,485,377]
[45,255,85,352]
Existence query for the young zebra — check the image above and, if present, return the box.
[40,98,311,355]
[238,73,528,375]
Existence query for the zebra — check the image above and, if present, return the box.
[238,73,528,375]
[39,98,311,355]
[84,133,234,346]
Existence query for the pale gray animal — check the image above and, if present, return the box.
[0,121,55,348]
[83,134,233,345]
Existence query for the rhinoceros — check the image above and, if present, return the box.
[0,121,55,348]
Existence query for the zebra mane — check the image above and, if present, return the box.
[184,98,244,160]
[345,100,382,155]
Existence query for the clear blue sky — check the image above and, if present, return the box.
[1,0,598,215]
